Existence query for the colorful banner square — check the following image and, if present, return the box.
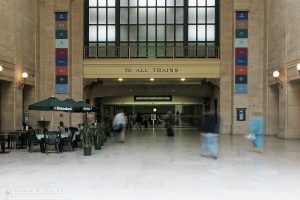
[235,56,248,66]
[235,38,248,48]
[56,48,68,59]
[236,20,248,29]
[235,66,248,75]
[56,21,68,30]
[56,67,68,75]
[236,29,248,38]
[56,39,68,48]
[56,75,68,84]
[235,84,248,94]
[236,11,248,20]
[55,12,68,21]
[56,58,68,66]
[235,48,248,56]
[56,30,68,39]
[56,84,68,94]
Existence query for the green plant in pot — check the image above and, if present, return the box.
[94,123,106,150]
[80,124,94,156]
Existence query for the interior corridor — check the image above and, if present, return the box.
[1,128,300,200]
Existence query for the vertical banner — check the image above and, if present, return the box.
[236,108,246,121]
[55,12,68,94]
[235,11,248,94]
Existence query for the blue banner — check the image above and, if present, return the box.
[235,56,248,66]
[236,11,248,20]
[56,58,68,66]
[55,12,68,21]
[235,84,248,94]
[235,75,248,84]
[236,29,248,38]
[56,84,68,94]
[56,30,68,39]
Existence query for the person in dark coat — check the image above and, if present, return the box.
[164,111,175,136]
[201,110,219,159]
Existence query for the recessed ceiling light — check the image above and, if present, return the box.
[118,78,123,81]
[181,78,185,81]
[150,78,154,81]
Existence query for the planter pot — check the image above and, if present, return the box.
[83,147,92,156]
[95,143,102,150]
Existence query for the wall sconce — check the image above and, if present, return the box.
[272,70,283,87]
[19,72,28,89]
[297,63,300,75]
[0,65,3,72]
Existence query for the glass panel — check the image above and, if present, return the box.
[198,0,206,6]
[97,43,106,58]
[107,26,115,41]
[148,43,156,58]
[187,43,196,58]
[148,0,156,6]
[107,0,115,6]
[198,8,205,23]
[167,0,174,6]
[157,26,165,41]
[120,43,129,57]
[120,26,128,41]
[120,8,128,24]
[166,43,174,57]
[157,43,165,57]
[139,26,147,41]
[88,43,97,58]
[207,0,215,6]
[138,43,147,57]
[98,0,106,6]
[89,0,97,7]
[148,25,156,41]
[129,43,137,57]
[188,8,196,23]
[129,25,137,41]
[148,8,156,24]
[140,0,146,6]
[176,8,184,24]
[207,8,215,23]
[98,8,106,24]
[129,8,137,24]
[89,8,97,24]
[189,0,196,6]
[89,26,97,41]
[107,43,116,58]
[139,8,147,24]
[157,8,165,24]
[120,0,128,7]
[175,43,184,57]
[107,8,115,24]
[129,0,137,6]
[166,25,174,41]
[188,25,196,41]
[197,43,206,57]
[197,25,205,41]
[176,0,184,6]
[176,25,183,41]
[157,1,165,6]
[167,8,174,23]
[98,26,107,41]
[207,25,215,41]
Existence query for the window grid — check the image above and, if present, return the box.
[86,0,218,58]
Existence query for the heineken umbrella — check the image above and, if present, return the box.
[63,98,82,112]
[29,96,72,130]
[77,101,94,112]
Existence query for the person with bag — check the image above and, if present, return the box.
[249,112,264,153]
[112,112,127,143]
[164,111,175,136]
[201,110,219,159]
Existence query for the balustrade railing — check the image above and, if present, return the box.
[84,45,219,59]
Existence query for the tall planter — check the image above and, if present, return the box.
[94,123,106,150]
[80,124,94,156]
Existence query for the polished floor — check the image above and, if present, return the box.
[1,128,300,200]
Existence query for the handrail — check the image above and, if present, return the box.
[83,45,219,59]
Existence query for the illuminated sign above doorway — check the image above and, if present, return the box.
[134,96,172,101]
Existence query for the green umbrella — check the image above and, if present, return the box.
[63,98,82,112]
[28,97,73,130]
[77,101,94,112]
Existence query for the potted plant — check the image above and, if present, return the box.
[94,123,106,150]
[80,124,93,156]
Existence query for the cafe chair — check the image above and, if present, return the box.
[45,131,60,154]
[28,130,43,153]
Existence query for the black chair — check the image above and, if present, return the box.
[60,131,74,152]
[45,131,60,154]
[28,130,43,153]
